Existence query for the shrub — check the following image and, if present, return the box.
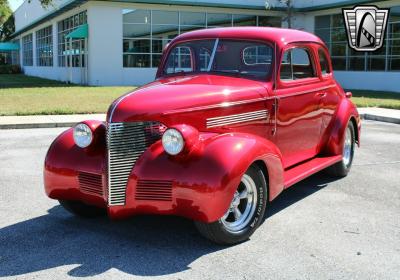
[0,65,21,74]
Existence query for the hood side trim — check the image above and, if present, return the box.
[163,97,272,115]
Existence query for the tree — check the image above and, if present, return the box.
[0,0,13,41]
[265,0,294,28]
[29,0,53,8]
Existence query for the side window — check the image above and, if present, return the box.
[318,48,331,75]
[280,47,316,81]
[199,47,211,71]
[242,45,272,65]
[165,46,193,74]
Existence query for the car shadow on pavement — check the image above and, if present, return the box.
[267,172,340,218]
[0,172,339,278]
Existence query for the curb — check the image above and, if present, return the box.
[0,122,77,130]
[360,114,400,125]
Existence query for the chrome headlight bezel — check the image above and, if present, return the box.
[73,123,93,148]
[162,128,185,155]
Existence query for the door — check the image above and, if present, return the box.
[317,47,340,136]
[273,45,324,169]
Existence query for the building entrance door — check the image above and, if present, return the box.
[65,24,88,85]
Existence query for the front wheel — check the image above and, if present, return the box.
[327,122,355,177]
[195,165,267,245]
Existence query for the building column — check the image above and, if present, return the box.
[32,31,37,67]
[87,4,123,86]
[52,22,58,68]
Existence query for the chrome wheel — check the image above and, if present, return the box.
[343,126,352,167]
[221,174,258,233]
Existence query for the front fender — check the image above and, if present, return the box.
[110,132,284,222]
[322,98,361,156]
[44,121,107,207]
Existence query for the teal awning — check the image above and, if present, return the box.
[0,42,20,51]
[65,24,88,39]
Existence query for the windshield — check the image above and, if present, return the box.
[162,39,274,81]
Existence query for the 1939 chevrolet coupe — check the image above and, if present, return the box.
[44,27,361,245]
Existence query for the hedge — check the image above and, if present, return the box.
[0,65,22,74]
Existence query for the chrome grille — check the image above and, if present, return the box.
[107,122,163,206]
[136,180,173,201]
[78,172,103,196]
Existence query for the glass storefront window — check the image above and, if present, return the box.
[233,15,257,26]
[57,11,87,67]
[123,9,281,68]
[315,10,400,72]
[258,16,282,27]
[180,12,206,26]
[36,26,53,67]
[207,13,232,27]
[367,56,386,71]
[22,34,33,66]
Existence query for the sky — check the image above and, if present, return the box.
[9,0,25,12]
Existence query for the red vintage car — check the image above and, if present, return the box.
[44,27,361,245]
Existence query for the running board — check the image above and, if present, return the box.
[283,155,342,188]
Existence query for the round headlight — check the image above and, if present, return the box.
[73,123,93,148]
[162,128,185,155]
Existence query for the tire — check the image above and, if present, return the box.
[195,164,268,245]
[59,200,106,218]
[326,121,355,177]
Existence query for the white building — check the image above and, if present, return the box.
[9,0,400,92]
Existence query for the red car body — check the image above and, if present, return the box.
[44,27,361,224]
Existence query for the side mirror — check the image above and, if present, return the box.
[345,91,352,98]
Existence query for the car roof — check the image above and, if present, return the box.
[173,27,325,48]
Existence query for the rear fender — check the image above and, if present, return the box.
[322,98,361,156]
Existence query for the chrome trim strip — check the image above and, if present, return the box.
[163,85,335,116]
[276,85,336,99]
[207,110,268,128]
[163,97,269,115]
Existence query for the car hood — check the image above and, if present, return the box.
[107,74,269,123]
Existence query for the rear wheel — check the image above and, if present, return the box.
[327,122,355,177]
[59,200,106,218]
[195,165,267,245]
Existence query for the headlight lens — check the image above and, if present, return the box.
[73,123,93,148]
[162,128,185,155]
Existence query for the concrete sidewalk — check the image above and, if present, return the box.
[0,114,105,129]
[0,108,399,129]
[358,108,400,124]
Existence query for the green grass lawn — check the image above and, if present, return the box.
[0,74,135,116]
[350,90,400,110]
[0,74,398,116]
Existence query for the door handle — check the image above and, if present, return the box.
[315,92,327,98]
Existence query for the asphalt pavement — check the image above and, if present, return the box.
[0,121,399,279]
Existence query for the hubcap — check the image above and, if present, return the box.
[220,174,258,233]
[343,126,352,167]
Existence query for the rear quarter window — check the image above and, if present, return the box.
[280,47,316,81]
[318,48,331,75]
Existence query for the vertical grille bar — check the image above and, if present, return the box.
[107,122,163,206]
